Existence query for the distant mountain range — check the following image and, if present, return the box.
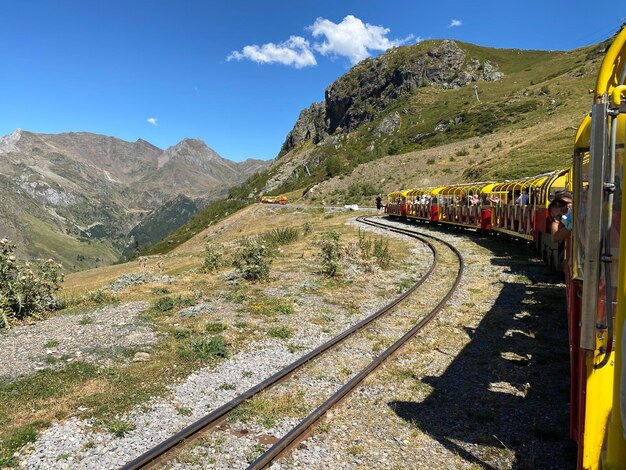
[0,129,269,270]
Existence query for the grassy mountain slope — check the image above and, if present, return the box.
[0,131,269,270]
[141,36,611,255]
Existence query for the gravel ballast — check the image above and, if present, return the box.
[10,218,573,469]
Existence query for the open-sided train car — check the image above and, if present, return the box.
[384,190,409,217]
[391,169,571,269]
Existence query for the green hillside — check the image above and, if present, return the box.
[141,36,611,255]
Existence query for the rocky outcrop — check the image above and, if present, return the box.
[280,40,504,154]
[0,128,21,153]
[375,112,402,136]
[279,102,327,156]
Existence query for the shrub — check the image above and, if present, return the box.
[205,321,227,333]
[152,286,171,295]
[388,137,403,156]
[358,229,372,259]
[232,238,273,281]
[84,289,118,305]
[152,295,193,312]
[302,222,313,235]
[426,158,436,165]
[153,296,176,312]
[373,238,391,269]
[203,244,224,272]
[324,156,344,177]
[0,239,64,328]
[455,148,469,156]
[263,227,300,247]
[268,326,293,339]
[190,336,229,360]
[318,231,343,278]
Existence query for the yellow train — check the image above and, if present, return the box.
[385,25,626,469]
[260,195,288,205]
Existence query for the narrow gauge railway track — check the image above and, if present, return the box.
[121,217,464,470]
[246,216,464,469]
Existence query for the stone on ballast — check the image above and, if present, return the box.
[133,352,151,362]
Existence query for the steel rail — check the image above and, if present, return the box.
[248,216,465,469]
[120,218,439,470]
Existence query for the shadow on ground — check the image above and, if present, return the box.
[389,222,575,469]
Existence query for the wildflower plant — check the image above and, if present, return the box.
[0,239,64,328]
[203,243,224,272]
[232,237,273,281]
[318,231,343,278]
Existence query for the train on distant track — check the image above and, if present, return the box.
[260,195,288,205]
[385,26,626,469]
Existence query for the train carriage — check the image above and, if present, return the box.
[487,171,566,239]
[406,187,438,220]
[385,190,409,217]
[487,170,571,269]
[432,182,492,229]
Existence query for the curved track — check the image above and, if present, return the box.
[247,216,465,468]
[121,216,463,470]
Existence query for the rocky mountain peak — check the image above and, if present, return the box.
[158,138,226,170]
[135,138,161,151]
[0,129,22,154]
[279,39,505,156]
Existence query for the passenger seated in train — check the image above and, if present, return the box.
[515,189,529,206]
[548,191,573,243]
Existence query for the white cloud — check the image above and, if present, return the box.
[227,36,317,68]
[147,117,157,126]
[449,19,462,27]
[309,15,410,64]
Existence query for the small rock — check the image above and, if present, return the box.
[133,352,151,362]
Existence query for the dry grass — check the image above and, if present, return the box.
[2,206,416,463]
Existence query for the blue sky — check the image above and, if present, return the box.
[0,1,622,162]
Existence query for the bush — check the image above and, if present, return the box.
[190,336,229,360]
[358,229,372,259]
[152,295,193,312]
[263,227,300,247]
[203,244,223,272]
[267,326,293,339]
[84,289,118,305]
[455,148,469,156]
[154,296,176,312]
[426,158,436,165]
[318,231,343,278]
[0,239,64,328]
[324,156,344,177]
[205,321,228,333]
[232,238,273,281]
[373,238,391,269]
